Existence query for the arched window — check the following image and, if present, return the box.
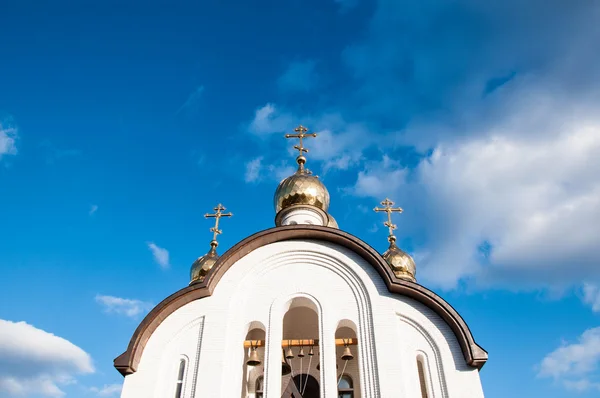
[417,357,429,398]
[255,376,264,398]
[240,323,266,398]
[174,358,186,398]
[337,374,353,398]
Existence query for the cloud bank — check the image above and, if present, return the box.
[0,319,94,397]
[538,327,600,392]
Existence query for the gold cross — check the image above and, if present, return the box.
[373,198,403,237]
[204,203,233,243]
[285,125,317,157]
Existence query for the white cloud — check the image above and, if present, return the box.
[147,242,170,269]
[248,103,295,136]
[583,283,600,313]
[0,319,94,397]
[0,123,18,160]
[245,157,263,183]
[538,327,600,391]
[244,155,295,184]
[89,383,122,396]
[247,105,377,173]
[89,205,98,216]
[350,109,600,289]
[95,295,153,318]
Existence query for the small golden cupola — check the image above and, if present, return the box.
[190,203,232,285]
[274,125,336,228]
[374,198,416,282]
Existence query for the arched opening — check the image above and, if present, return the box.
[241,322,266,398]
[337,375,353,398]
[281,297,320,397]
[416,356,430,398]
[292,374,319,397]
[174,357,186,398]
[255,376,264,398]
[336,320,360,398]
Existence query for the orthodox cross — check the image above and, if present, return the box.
[285,125,318,157]
[205,203,233,244]
[373,198,403,238]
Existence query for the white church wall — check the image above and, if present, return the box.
[120,239,484,398]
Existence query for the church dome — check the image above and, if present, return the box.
[326,214,338,229]
[190,244,219,284]
[274,168,330,214]
[383,237,416,282]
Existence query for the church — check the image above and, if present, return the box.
[113,126,488,397]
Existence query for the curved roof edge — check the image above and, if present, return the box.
[114,226,488,376]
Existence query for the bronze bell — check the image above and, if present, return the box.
[308,346,314,356]
[298,346,305,358]
[341,345,354,361]
[246,346,261,366]
[282,350,291,375]
[285,347,294,359]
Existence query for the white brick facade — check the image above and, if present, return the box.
[120,240,485,398]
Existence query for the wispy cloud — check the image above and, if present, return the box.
[177,85,204,114]
[367,223,379,233]
[0,319,94,397]
[334,0,358,11]
[583,283,600,312]
[89,384,122,396]
[245,157,263,183]
[0,123,18,161]
[244,156,295,184]
[248,103,295,136]
[147,242,170,269]
[278,60,318,93]
[89,205,98,216]
[39,140,81,165]
[538,327,600,392]
[95,295,153,318]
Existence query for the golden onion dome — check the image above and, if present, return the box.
[274,166,330,214]
[383,237,416,282]
[326,214,338,229]
[190,244,219,284]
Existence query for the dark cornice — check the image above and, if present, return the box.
[114,226,488,376]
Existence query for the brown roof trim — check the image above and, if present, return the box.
[114,226,487,376]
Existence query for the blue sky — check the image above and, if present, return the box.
[1,0,600,396]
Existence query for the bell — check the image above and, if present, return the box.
[298,347,305,358]
[285,347,295,359]
[282,350,291,375]
[341,345,354,361]
[246,346,261,366]
[308,346,314,356]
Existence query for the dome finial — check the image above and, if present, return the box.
[204,203,233,247]
[190,203,233,284]
[373,198,403,242]
[285,124,317,173]
[374,198,416,282]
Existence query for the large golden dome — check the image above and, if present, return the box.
[383,237,416,282]
[274,169,330,214]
